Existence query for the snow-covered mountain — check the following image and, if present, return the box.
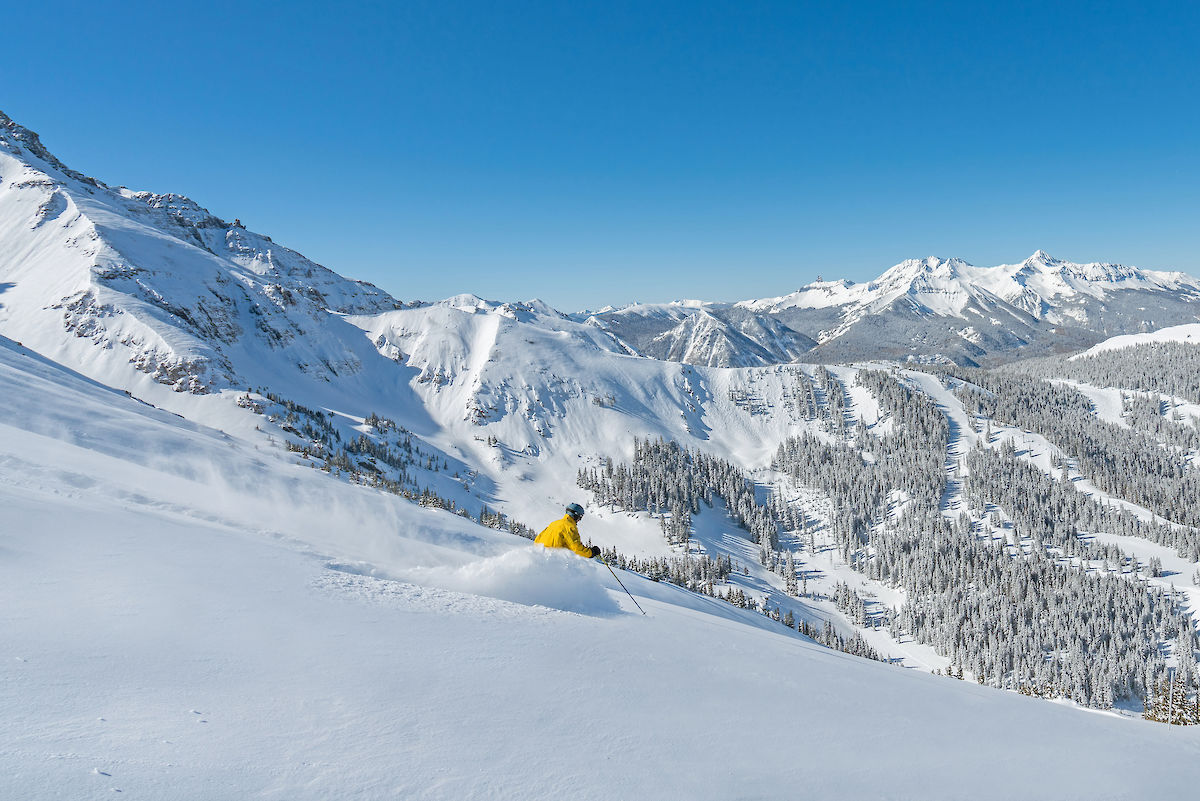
[0,111,817,554]
[7,105,1197,382]
[7,110,1200,799]
[4,105,1199,558]
[586,251,1200,366]
[0,110,402,399]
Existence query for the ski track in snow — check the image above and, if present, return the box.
[1059,379,1130,429]
[314,566,566,621]
[901,370,974,521]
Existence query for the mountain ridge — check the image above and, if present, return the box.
[585,250,1200,366]
[0,110,403,397]
[4,109,1198,375]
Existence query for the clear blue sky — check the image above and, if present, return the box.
[4,0,1198,309]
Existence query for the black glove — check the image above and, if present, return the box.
[590,545,601,558]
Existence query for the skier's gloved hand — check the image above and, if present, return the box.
[590,545,601,558]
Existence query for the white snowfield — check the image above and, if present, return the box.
[5,338,1200,801]
[1073,322,1200,358]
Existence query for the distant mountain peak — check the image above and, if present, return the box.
[804,277,855,288]
[882,255,973,281]
[1026,249,1060,264]
[593,250,1200,367]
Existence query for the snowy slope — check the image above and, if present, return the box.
[6,334,1200,800]
[1073,322,1200,358]
[348,301,837,555]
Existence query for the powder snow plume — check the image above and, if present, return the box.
[394,546,620,615]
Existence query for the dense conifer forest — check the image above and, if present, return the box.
[1013,342,1200,405]
[944,368,1200,535]
[578,364,1200,712]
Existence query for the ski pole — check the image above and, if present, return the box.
[599,556,646,615]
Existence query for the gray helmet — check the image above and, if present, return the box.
[565,502,585,519]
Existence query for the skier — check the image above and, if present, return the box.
[535,502,600,558]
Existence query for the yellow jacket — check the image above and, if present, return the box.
[535,514,594,558]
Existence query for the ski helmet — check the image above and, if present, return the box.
[566,502,585,519]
